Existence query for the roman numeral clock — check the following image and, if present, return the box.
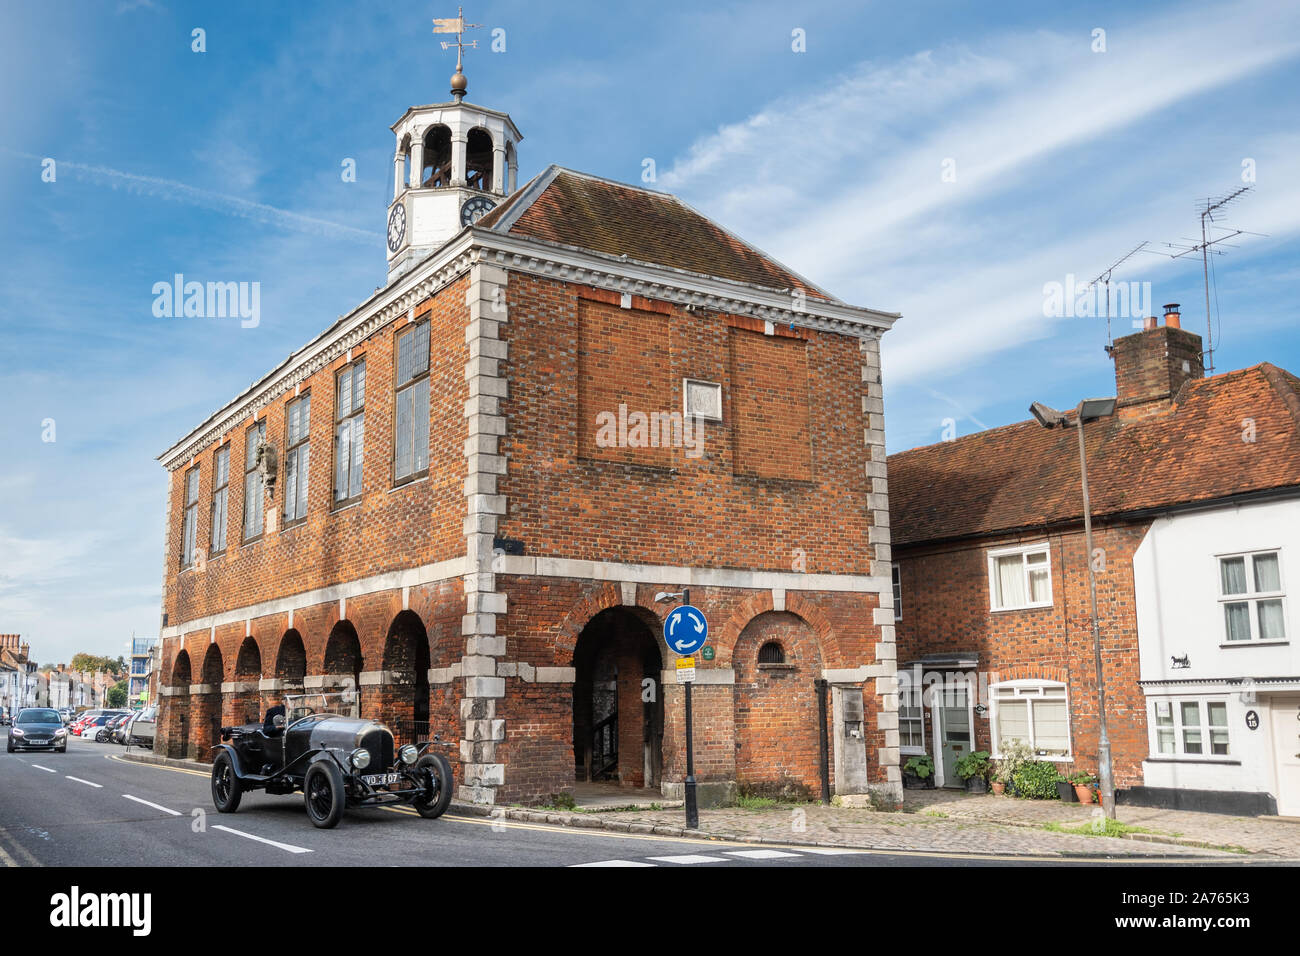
[384,13,521,283]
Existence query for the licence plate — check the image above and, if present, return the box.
[362,772,401,787]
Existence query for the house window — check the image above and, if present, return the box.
[899,686,925,752]
[209,445,230,554]
[334,358,366,504]
[1218,551,1286,642]
[892,563,902,620]
[393,321,430,483]
[284,393,311,524]
[988,543,1052,611]
[758,642,785,664]
[180,466,199,568]
[991,680,1070,757]
[1152,698,1230,757]
[243,420,266,541]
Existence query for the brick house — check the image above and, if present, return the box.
[888,308,1300,813]
[153,73,903,806]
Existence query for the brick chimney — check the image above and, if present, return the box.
[1109,304,1203,419]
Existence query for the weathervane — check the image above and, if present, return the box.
[433,7,483,102]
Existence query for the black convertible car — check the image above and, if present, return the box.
[210,695,454,829]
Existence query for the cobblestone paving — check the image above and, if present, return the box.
[592,802,1240,858]
[901,789,1300,857]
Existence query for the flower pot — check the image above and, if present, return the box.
[1056,780,1077,802]
[991,781,1006,796]
[964,776,988,794]
[1074,785,1094,804]
[903,770,928,790]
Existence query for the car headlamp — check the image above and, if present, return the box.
[349,748,371,770]
[11,729,23,736]
[55,728,67,737]
[399,744,418,765]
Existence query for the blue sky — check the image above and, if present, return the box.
[2,0,1298,664]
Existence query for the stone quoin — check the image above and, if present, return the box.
[152,48,902,807]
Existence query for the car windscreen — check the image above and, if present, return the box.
[17,709,61,724]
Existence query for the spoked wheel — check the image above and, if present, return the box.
[413,753,455,819]
[304,762,346,829]
[211,751,243,813]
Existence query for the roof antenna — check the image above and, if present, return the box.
[1080,241,1149,348]
[434,7,482,103]
[1143,186,1265,374]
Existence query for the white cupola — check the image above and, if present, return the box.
[385,19,522,283]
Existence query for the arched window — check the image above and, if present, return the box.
[465,127,494,192]
[421,126,452,187]
[758,642,785,664]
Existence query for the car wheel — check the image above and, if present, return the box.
[413,753,455,819]
[304,761,346,829]
[211,752,243,813]
[56,745,66,753]
[5,739,11,753]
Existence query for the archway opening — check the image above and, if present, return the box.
[421,125,452,187]
[465,127,494,192]
[383,610,431,743]
[571,606,663,789]
[231,637,263,725]
[167,649,192,760]
[323,621,362,716]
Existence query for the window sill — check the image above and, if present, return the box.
[992,752,1072,762]
[331,498,363,514]
[900,746,927,756]
[758,663,796,672]
[390,473,430,493]
[1144,756,1240,766]
[240,535,263,550]
[1218,640,1289,648]
[989,603,1054,614]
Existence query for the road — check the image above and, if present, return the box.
[0,737,1245,867]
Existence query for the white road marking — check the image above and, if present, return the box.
[122,794,182,816]
[645,853,729,864]
[789,846,867,855]
[212,825,313,855]
[724,849,801,859]
[30,765,56,773]
[66,776,103,788]
[570,859,657,867]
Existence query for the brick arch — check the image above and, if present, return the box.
[235,637,262,680]
[553,587,665,660]
[275,629,306,683]
[714,592,841,668]
[199,643,224,685]
[167,648,192,689]
[990,664,1070,685]
[321,620,363,689]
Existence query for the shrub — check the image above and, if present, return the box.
[994,739,1033,785]
[904,754,935,780]
[955,750,991,781]
[1012,760,1063,799]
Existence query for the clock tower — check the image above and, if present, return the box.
[386,12,522,283]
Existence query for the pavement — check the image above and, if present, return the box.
[4,738,1291,866]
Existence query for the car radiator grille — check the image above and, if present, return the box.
[359,729,394,771]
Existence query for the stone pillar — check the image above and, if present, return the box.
[188,683,220,762]
[451,134,468,187]
[831,684,869,794]
[491,145,506,194]
[460,258,511,804]
[861,333,902,803]
[393,150,405,199]
[409,138,425,189]
[221,681,260,727]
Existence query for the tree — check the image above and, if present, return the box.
[69,653,128,676]
[106,681,128,708]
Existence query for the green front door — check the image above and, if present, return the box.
[939,686,970,787]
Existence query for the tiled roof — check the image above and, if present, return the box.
[888,363,1300,547]
[478,166,831,299]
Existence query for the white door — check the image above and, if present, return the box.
[1271,696,1300,817]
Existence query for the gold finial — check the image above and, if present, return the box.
[433,6,483,102]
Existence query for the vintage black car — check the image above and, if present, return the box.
[209,695,454,828]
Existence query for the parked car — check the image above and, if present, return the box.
[7,708,69,753]
[210,694,454,829]
[126,707,157,748]
[80,712,127,738]
[111,713,133,744]
[97,714,132,743]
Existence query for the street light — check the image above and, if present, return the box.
[1031,397,1118,820]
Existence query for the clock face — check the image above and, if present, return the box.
[460,196,497,227]
[387,202,406,253]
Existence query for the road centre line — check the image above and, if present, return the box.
[212,824,313,854]
[123,794,182,816]
[66,775,103,788]
[31,764,57,773]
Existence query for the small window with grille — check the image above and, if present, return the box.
[758,642,785,664]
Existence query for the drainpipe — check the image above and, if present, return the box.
[814,678,831,804]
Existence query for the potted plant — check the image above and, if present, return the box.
[903,754,936,790]
[994,740,1033,797]
[955,750,991,793]
[1056,774,1076,802]
[1069,771,1097,804]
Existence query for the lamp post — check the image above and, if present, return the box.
[1030,397,1117,820]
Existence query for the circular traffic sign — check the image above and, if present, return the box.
[663,604,708,655]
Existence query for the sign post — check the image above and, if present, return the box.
[662,588,707,830]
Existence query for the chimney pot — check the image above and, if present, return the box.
[1143,316,1158,331]
[1163,303,1181,329]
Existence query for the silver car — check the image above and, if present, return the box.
[126,707,157,748]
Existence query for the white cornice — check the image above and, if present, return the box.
[158,229,898,472]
